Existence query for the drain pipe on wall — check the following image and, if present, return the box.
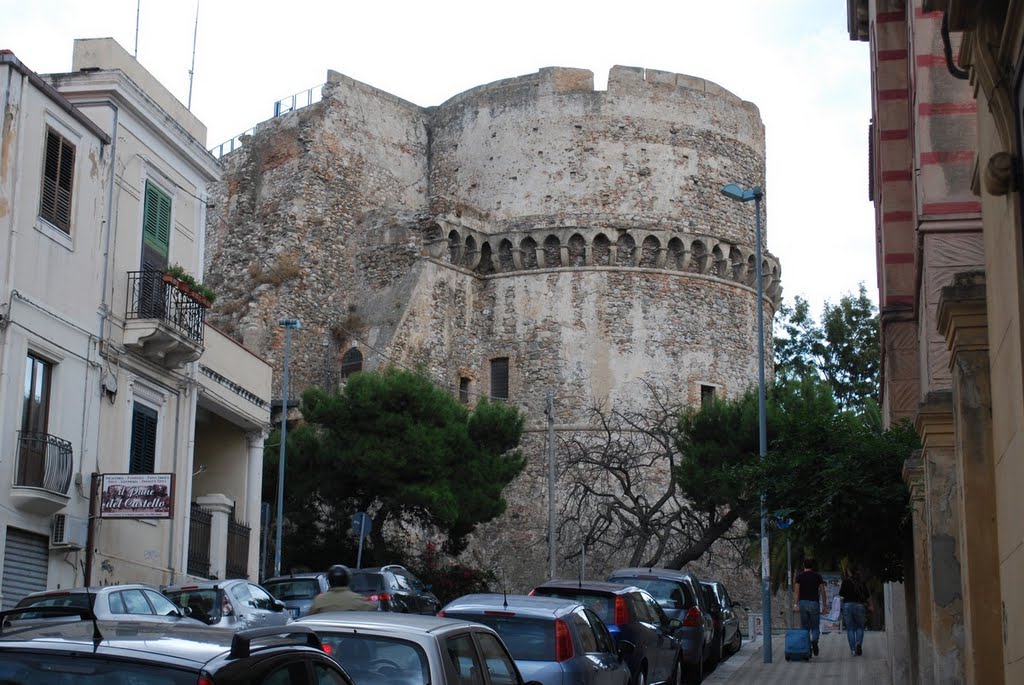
[167,389,182,584]
[175,378,200,582]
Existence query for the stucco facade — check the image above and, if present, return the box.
[205,65,780,586]
[0,39,272,607]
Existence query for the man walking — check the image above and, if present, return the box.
[308,564,375,614]
[839,565,871,656]
[793,558,827,656]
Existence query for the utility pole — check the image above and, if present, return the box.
[546,391,556,580]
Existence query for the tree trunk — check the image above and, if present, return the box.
[663,509,741,568]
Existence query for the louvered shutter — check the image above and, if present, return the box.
[142,181,171,269]
[39,129,75,232]
[129,404,158,474]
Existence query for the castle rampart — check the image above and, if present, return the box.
[205,65,778,585]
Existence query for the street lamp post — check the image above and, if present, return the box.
[721,183,771,662]
[274,318,301,578]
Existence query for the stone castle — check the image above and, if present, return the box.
[204,64,781,587]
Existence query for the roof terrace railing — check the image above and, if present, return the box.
[209,83,325,160]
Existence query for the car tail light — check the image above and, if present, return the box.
[197,676,214,685]
[527,589,536,596]
[682,607,703,627]
[365,593,392,602]
[437,610,446,617]
[483,610,516,616]
[322,643,333,655]
[614,596,629,625]
[554,618,574,662]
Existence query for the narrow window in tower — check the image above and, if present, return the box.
[490,358,509,402]
[459,377,471,404]
[700,384,716,408]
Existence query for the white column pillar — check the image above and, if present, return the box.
[197,493,233,581]
[246,430,267,580]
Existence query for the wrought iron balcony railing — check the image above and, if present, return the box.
[126,270,206,345]
[15,431,73,495]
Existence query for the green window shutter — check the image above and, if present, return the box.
[142,181,171,257]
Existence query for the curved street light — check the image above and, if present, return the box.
[721,183,771,662]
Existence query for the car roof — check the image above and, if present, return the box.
[164,579,245,591]
[0,616,329,671]
[609,567,702,583]
[296,611,482,635]
[533,580,638,595]
[19,584,161,599]
[264,573,325,581]
[443,594,581,618]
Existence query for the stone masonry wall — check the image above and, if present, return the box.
[204,65,779,588]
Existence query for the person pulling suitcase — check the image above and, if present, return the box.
[792,558,827,657]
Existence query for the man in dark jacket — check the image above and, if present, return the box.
[308,564,375,614]
[792,558,827,656]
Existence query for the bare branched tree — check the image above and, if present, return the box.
[557,381,750,574]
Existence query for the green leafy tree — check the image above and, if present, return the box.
[264,368,526,571]
[774,285,880,413]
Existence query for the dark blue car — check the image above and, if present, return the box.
[530,580,684,685]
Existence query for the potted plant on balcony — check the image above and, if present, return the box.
[162,264,217,309]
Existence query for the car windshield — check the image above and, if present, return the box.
[164,588,218,623]
[610,578,691,609]
[318,633,429,685]
[443,614,554,661]
[349,573,384,593]
[264,579,320,600]
[533,590,615,624]
[0,652,195,684]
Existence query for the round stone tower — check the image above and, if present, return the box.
[205,64,780,585]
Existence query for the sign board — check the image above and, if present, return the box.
[351,511,372,540]
[100,473,174,518]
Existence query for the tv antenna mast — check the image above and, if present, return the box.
[187,0,200,110]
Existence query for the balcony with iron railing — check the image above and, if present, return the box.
[11,431,74,515]
[124,270,206,369]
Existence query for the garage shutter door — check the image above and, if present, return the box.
[2,528,49,610]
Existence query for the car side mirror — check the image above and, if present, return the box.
[180,606,192,617]
[667,618,682,631]
[272,599,286,612]
[616,640,636,660]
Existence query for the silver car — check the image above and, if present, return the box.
[296,611,539,685]
[163,579,291,630]
[440,594,633,685]
[262,572,330,618]
[10,584,201,625]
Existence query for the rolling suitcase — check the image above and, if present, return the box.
[784,629,812,661]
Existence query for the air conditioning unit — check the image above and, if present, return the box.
[51,514,88,550]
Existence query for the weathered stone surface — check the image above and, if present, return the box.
[204,65,778,589]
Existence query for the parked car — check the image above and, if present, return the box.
[440,593,633,685]
[296,610,538,685]
[349,564,441,614]
[530,580,684,685]
[10,584,201,626]
[700,580,742,662]
[163,578,291,630]
[262,572,330,617]
[0,607,352,684]
[608,568,713,683]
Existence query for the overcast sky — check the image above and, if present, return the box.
[4,0,875,319]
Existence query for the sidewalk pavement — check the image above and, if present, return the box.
[702,630,891,684]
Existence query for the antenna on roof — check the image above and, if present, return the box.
[186,0,200,110]
[502,571,508,610]
[133,0,141,57]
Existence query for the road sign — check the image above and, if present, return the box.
[351,512,372,540]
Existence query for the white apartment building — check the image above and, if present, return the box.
[0,39,271,608]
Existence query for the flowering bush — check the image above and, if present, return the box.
[412,544,498,606]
